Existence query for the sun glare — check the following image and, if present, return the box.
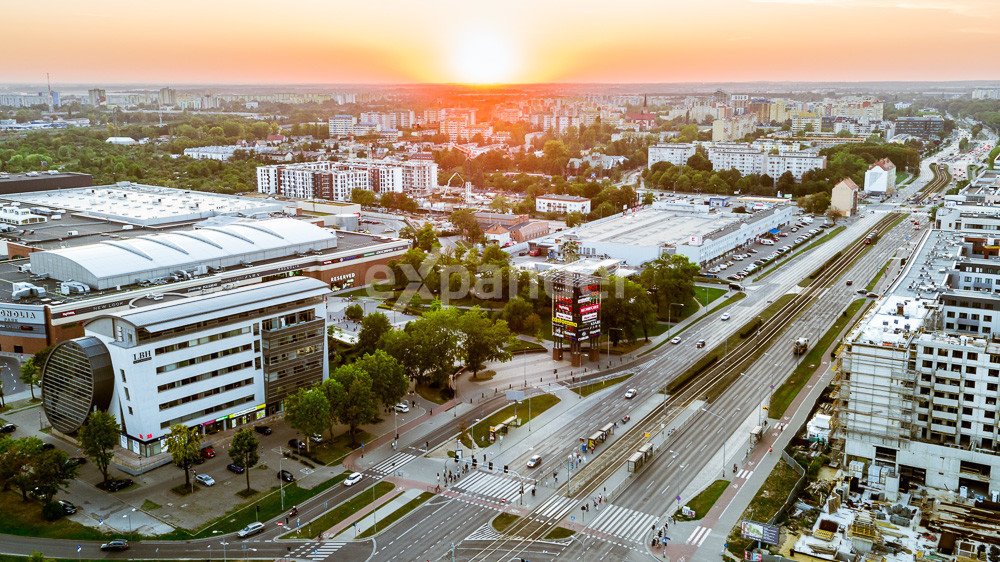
[451,33,517,84]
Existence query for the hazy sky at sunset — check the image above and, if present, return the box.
[3,0,998,85]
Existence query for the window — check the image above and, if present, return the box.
[120,369,127,383]
[124,387,130,401]
[127,406,133,416]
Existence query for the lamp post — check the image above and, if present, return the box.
[667,303,684,333]
[220,541,229,562]
[701,407,738,478]
[278,446,285,511]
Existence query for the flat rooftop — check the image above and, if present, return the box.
[0,171,91,185]
[3,183,286,226]
[556,204,748,248]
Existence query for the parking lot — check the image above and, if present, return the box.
[702,217,834,283]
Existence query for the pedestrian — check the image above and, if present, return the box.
[285,515,289,525]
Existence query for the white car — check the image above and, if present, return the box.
[394,402,410,413]
[195,474,215,487]
[670,337,682,345]
[720,313,731,321]
[237,522,265,538]
[344,472,364,487]
[624,388,637,399]
[527,454,542,468]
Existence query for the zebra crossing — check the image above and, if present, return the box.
[455,471,524,503]
[686,525,712,547]
[287,540,347,560]
[735,468,753,479]
[465,524,502,541]
[369,452,417,475]
[585,504,658,543]
[535,494,576,520]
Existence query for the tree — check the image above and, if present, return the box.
[603,276,658,344]
[642,192,655,206]
[638,254,700,318]
[562,240,580,263]
[228,428,260,493]
[284,388,329,452]
[351,189,376,207]
[164,423,203,492]
[78,411,119,484]
[450,208,482,243]
[19,358,39,400]
[28,448,75,503]
[826,208,845,223]
[354,350,408,408]
[542,140,570,174]
[344,303,365,322]
[400,222,439,252]
[332,366,379,446]
[319,378,346,439]
[686,152,712,172]
[356,311,392,356]
[383,307,460,388]
[458,308,513,378]
[564,211,584,228]
[501,297,536,334]
[798,192,831,215]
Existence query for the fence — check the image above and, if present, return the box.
[768,451,808,525]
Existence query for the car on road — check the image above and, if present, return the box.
[527,455,542,468]
[101,540,129,552]
[195,474,216,487]
[57,500,77,515]
[201,446,216,459]
[237,522,266,538]
[394,402,410,413]
[846,280,853,286]
[278,469,296,483]
[867,292,878,298]
[66,457,87,468]
[254,425,272,435]
[0,423,15,434]
[227,463,246,474]
[344,472,364,486]
[98,478,134,492]
[696,339,706,349]
[624,388,638,399]
[288,439,307,452]
[857,289,868,295]
[670,337,682,345]
[720,313,731,321]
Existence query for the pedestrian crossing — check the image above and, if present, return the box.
[585,504,658,543]
[735,468,753,479]
[369,452,416,475]
[287,540,347,560]
[686,525,712,547]
[535,494,576,520]
[455,471,524,503]
[465,524,502,541]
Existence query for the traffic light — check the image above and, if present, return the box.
[488,461,493,471]
[472,457,477,467]
[503,465,509,474]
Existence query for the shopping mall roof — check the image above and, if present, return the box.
[29,218,337,290]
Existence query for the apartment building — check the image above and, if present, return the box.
[895,116,945,139]
[41,277,330,459]
[648,144,697,168]
[708,146,766,175]
[766,152,827,180]
[536,195,591,215]
[329,114,357,137]
[256,162,369,201]
[864,158,897,196]
[837,229,1000,498]
[712,114,757,142]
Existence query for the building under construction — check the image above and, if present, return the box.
[549,271,601,366]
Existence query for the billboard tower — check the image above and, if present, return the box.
[550,272,601,366]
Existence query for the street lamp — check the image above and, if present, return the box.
[667,303,684,333]
[701,407,739,478]
[220,541,229,562]
[278,446,285,511]
[124,508,136,533]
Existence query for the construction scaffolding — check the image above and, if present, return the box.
[549,271,601,366]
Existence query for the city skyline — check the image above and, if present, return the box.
[2,0,999,85]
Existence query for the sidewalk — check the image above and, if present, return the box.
[330,487,420,539]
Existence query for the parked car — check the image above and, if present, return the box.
[394,402,410,413]
[309,434,323,444]
[254,425,272,436]
[343,472,364,486]
[65,457,87,468]
[40,443,55,451]
[195,474,216,487]
[100,540,129,552]
[237,522,265,538]
[98,478,134,492]
[624,388,637,399]
[227,463,246,474]
[278,469,296,483]
[288,439,306,452]
[0,423,15,434]
[201,446,216,459]
[527,455,542,468]
[57,500,76,515]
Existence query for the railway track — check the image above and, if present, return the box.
[467,212,905,562]
[915,163,951,204]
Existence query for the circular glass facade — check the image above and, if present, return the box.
[41,337,113,435]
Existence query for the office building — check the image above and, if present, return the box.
[41,277,330,459]
[535,195,592,215]
[895,116,945,139]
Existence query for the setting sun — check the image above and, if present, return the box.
[450,32,518,84]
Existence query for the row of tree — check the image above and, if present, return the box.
[0,435,77,518]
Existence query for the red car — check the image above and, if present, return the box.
[201,446,216,459]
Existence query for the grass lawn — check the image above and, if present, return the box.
[280,481,395,539]
[768,299,869,418]
[310,429,373,465]
[694,286,727,307]
[675,480,729,520]
[572,373,633,397]
[468,393,560,448]
[726,460,801,557]
[865,259,892,292]
[491,512,575,540]
[415,381,450,405]
[757,226,845,282]
[508,339,547,354]
[895,170,912,185]
[356,491,434,538]
[0,490,131,541]
[642,292,747,356]
[161,471,350,540]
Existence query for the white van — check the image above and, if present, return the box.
[761,239,775,246]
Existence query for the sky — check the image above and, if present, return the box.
[2,0,999,85]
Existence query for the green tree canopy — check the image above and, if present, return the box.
[79,410,119,484]
[228,428,260,493]
[164,424,203,491]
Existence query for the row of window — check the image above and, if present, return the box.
[158,394,256,430]
[156,360,254,393]
[156,343,253,374]
[140,298,321,342]
[266,345,320,365]
[919,360,999,376]
[155,326,252,355]
[261,310,316,332]
[159,377,255,411]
